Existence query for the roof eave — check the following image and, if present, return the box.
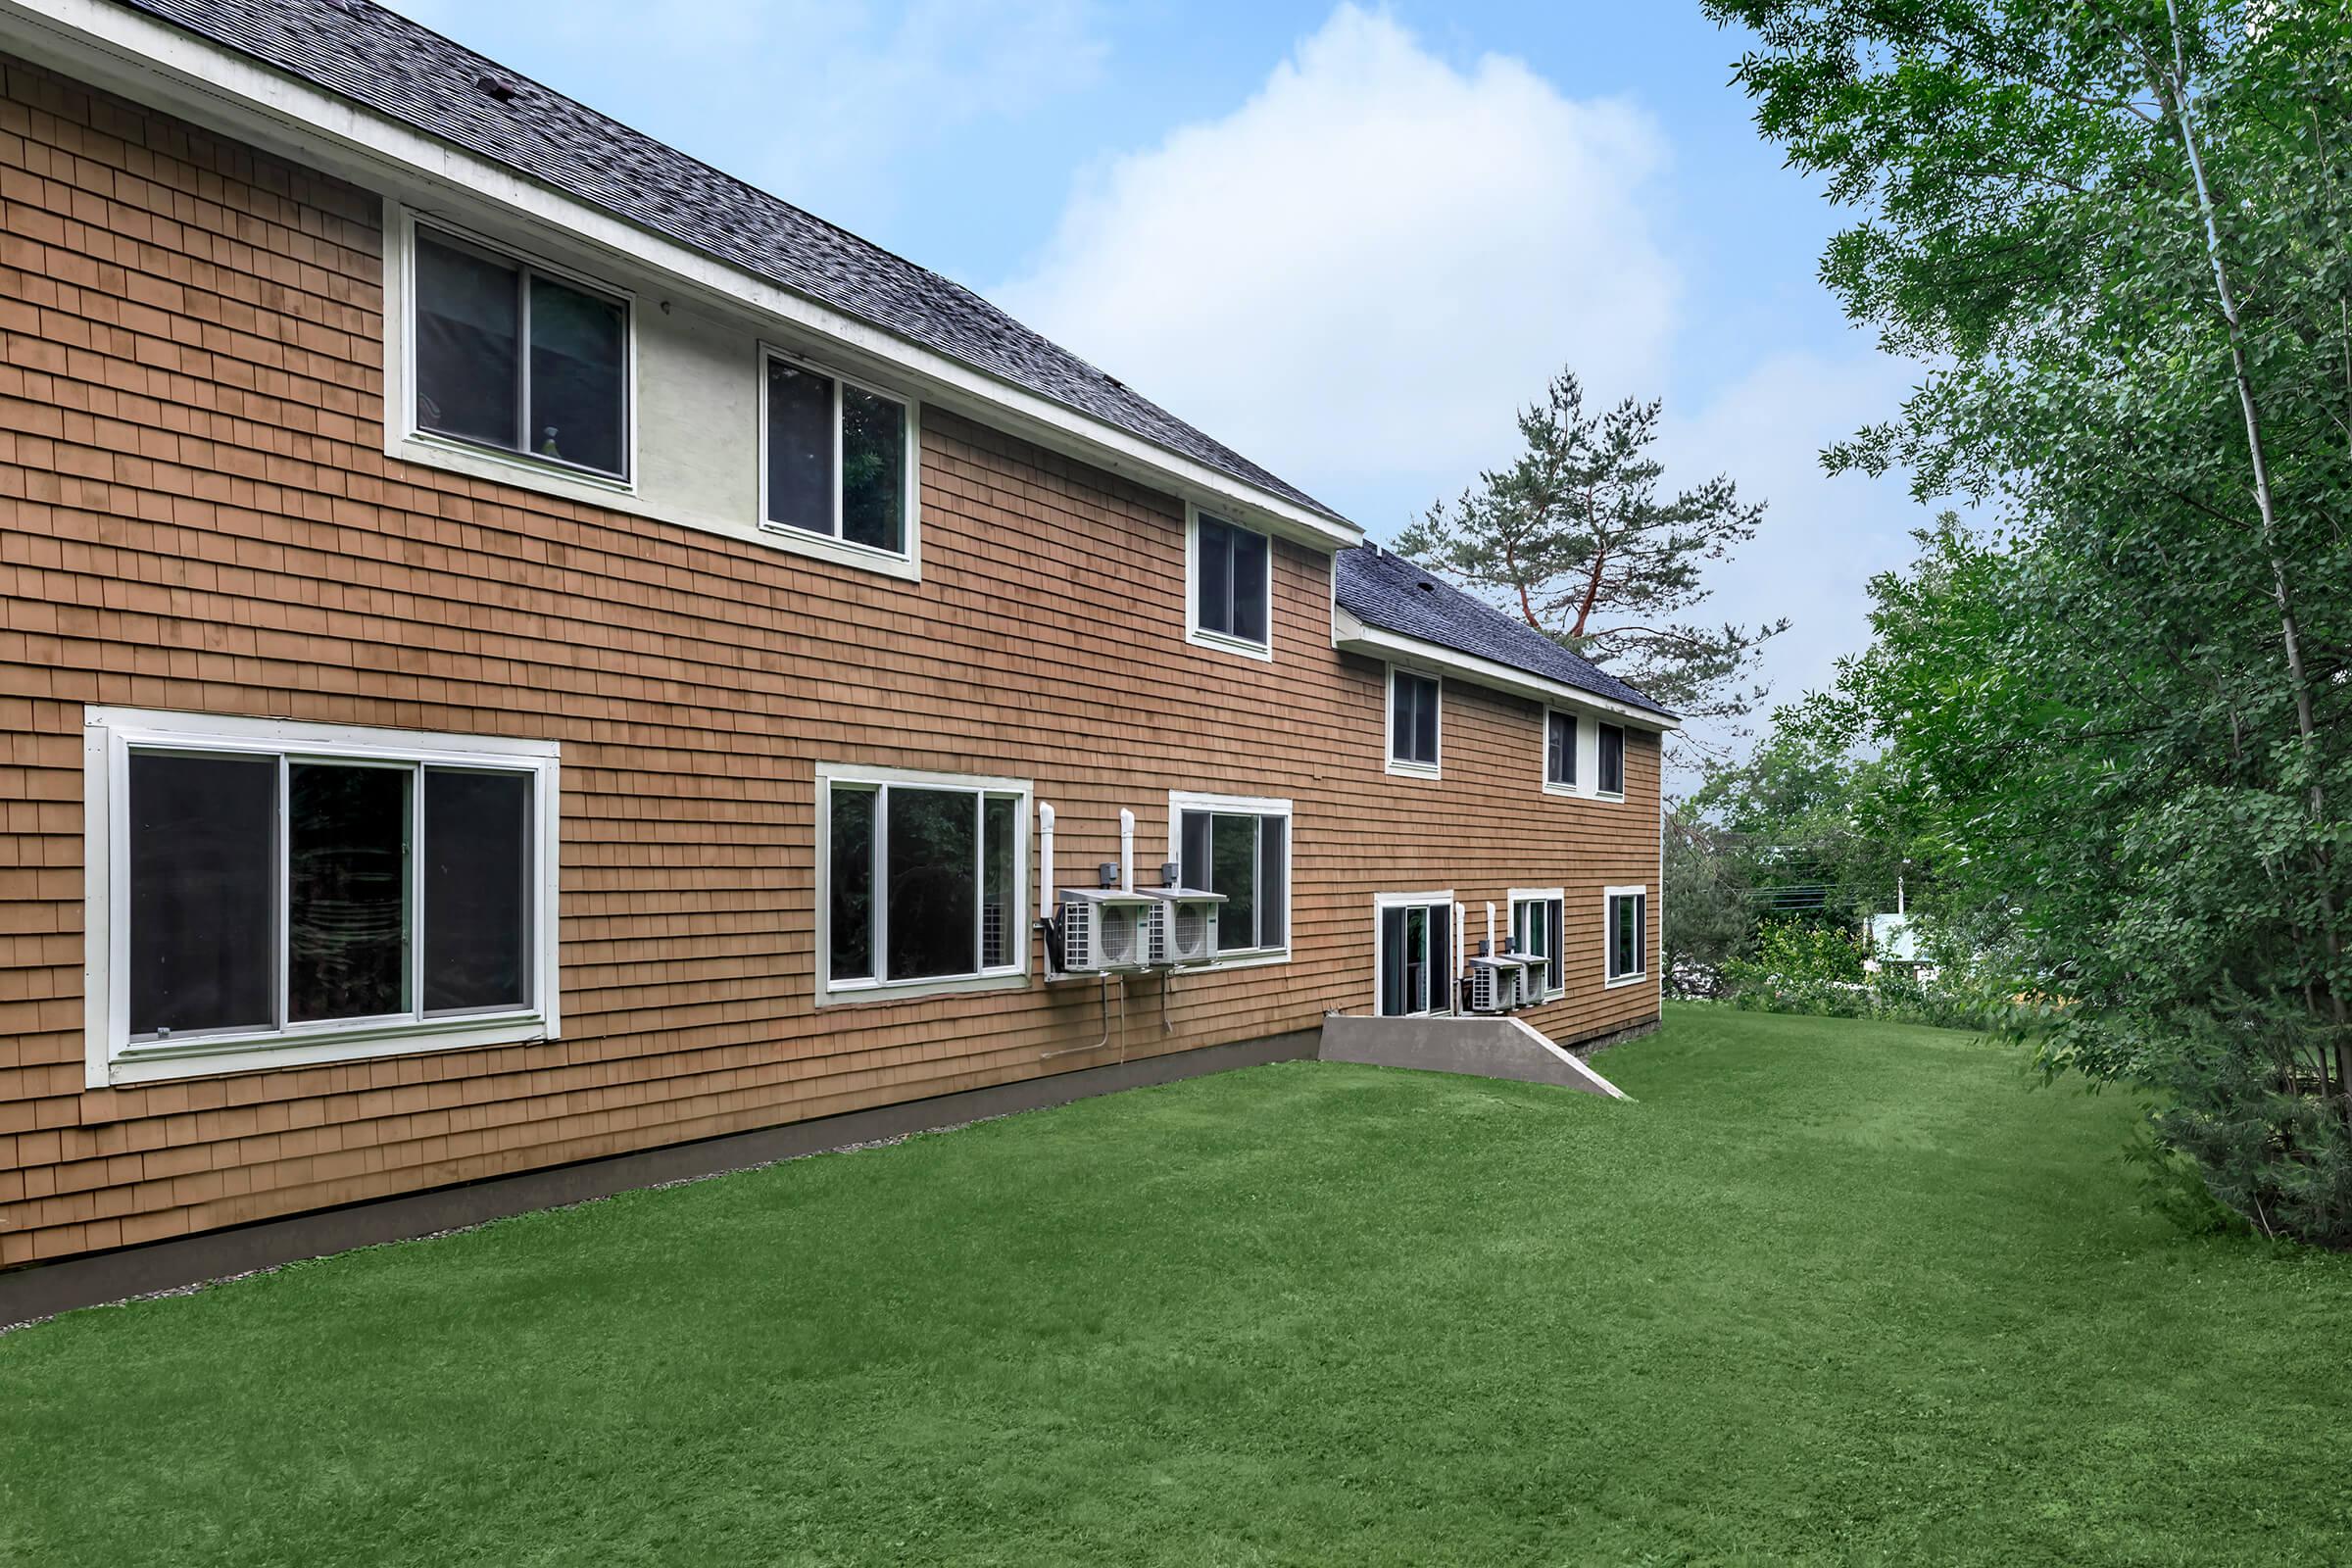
[1332,605,1680,731]
[5,0,1361,553]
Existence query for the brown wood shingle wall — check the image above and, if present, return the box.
[0,56,1661,1267]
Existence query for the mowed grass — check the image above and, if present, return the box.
[6,1006,2351,1566]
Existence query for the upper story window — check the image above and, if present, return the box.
[819,766,1028,1005]
[1511,889,1566,1001]
[1173,793,1291,959]
[1597,722,1627,798]
[1388,667,1441,777]
[1606,886,1649,984]
[763,348,914,559]
[1545,710,1578,791]
[414,226,628,479]
[82,709,561,1087]
[1188,509,1272,659]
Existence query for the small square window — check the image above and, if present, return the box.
[1546,710,1578,789]
[763,351,912,558]
[1606,890,1648,983]
[1175,800,1290,956]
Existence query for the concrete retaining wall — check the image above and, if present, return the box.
[1318,1014,1631,1099]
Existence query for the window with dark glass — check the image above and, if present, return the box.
[763,352,910,556]
[1379,901,1452,1017]
[1178,808,1288,955]
[1512,895,1566,1000]
[1390,668,1440,769]
[1598,723,1626,796]
[825,778,1023,990]
[1546,710,1577,787]
[1607,891,1648,981]
[414,227,627,478]
[1194,513,1270,649]
[123,750,536,1044]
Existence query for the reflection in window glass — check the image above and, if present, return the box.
[527,272,626,474]
[127,753,277,1039]
[842,384,906,553]
[981,795,1015,969]
[1211,814,1256,953]
[766,359,835,533]
[288,764,412,1023]
[422,770,531,1013]
[1195,514,1270,647]
[886,787,978,981]
[830,787,876,982]
[415,234,519,452]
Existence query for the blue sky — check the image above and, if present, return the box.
[393,0,1939,760]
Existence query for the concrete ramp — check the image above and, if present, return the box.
[1318,1014,1629,1099]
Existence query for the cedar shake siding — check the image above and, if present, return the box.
[0,50,1663,1269]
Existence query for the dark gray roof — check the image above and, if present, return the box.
[1335,547,1675,719]
[119,0,1348,527]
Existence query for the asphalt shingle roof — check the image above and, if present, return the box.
[117,0,1348,527]
[1334,546,1675,719]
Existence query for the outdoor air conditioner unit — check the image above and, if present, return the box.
[1504,947,1547,1003]
[1055,888,1161,974]
[1138,887,1225,967]
[1468,954,1534,1013]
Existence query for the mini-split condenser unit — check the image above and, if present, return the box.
[1466,955,1533,1013]
[1055,888,1161,974]
[1139,887,1225,967]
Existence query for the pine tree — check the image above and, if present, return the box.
[1395,368,1787,756]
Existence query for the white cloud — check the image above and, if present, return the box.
[1659,351,1934,755]
[994,4,1677,522]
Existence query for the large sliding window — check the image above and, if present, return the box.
[413,225,629,479]
[1189,510,1272,658]
[761,347,915,559]
[1172,792,1291,959]
[84,710,560,1088]
[1377,894,1454,1017]
[1510,888,1567,1002]
[1605,886,1649,984]
[819,766,1028,1004]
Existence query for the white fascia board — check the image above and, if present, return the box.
[0,0,1361,555]
[1333,605,1679,732]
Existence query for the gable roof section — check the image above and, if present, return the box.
[106,0,1347,530]
[1334,546,1676,721]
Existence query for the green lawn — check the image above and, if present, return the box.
[6,1005,2350,1565]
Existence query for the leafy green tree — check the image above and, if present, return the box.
[1396,369,1788,750]
[1706,0,2352,1240]
[1663,801,1754,996]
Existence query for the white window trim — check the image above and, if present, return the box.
[393,208,640,490]
[82,708,562,1089]
[383,206,923,585]
[1166,790,1294,968]
[758,340,925,573]
[1508,887,1568,1001]
[1185,504,1276,662]
[1604,884,1650,987]
[1543,706,1580,797]
[1595,721,1629,802]
[1373,889,1455,1017]
[1384,664,1442,779]
[814,763,1031,1008]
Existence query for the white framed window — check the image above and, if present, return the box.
[1375,891,1455,1016]
[1169,791,1292,963]
[1605,885,1649,985]
[817,764,1029,1006]
[1386,666,1441,777]
[408,220,633,482]
[1544,708,1579,794]
[760,343,919,564]
[1597,722,1627,798]
[81,708,562,1088]
[1186,506,1274,661]
[1510,887,1567,1001]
